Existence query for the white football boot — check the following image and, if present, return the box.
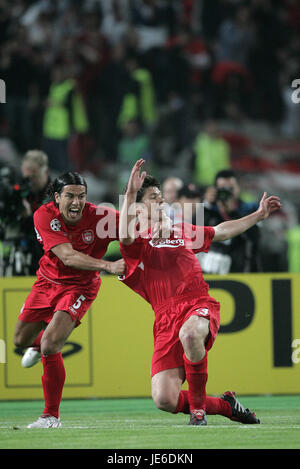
[21,347,41,368]
[27,415,62,428]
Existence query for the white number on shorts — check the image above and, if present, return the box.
[72,295,86,310]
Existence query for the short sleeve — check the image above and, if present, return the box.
[120,237,142,259]
[119,238,148,302]
[195,226,215,253]
[119,237,143,277]
[33,207,69,252]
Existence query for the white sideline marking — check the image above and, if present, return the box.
[1,424,300,430]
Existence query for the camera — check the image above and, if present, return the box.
[0,166,33,275]
[0,166,31,233]
[216,186,234,203]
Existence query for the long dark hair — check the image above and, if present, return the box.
[43,172,87,206]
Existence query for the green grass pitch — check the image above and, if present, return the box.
[0,396,299,449]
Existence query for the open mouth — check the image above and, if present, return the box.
[68,207,81,219]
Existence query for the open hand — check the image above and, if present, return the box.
[258,192,282,220]
[126,159,147,195]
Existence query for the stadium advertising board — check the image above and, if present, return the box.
[0,274,299,400]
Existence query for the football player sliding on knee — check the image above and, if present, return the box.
[119,159,281,425]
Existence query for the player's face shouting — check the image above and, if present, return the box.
[55,185,87,224]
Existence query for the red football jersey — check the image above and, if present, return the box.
[119,224,215,309]
[34,201,119,285]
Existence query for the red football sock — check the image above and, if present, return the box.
[174,390,190,414]
[174,391,232,418]
[183,352,208,411]
[205,396,232,418]
[41,352,65,419]
[32,330,44,351]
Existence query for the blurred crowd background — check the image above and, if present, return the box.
[1,0,300,276]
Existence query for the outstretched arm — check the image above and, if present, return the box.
[119,159,146,246]
[51,243,125,274]
[213,192,282,242]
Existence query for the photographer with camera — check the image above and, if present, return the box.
[198,169,260,274]
[0,150,50,276]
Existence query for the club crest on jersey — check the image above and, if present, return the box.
[82,229,94,244]
[50,218,61,232]
[195,308,209,317]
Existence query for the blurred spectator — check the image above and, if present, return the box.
[118,53,157,130]
[168,26,212,92]
[259,208,289,272]
[199,169,261,274]
[97,42,131,160]
[192,120,231,187]
[164,26,213,121]
[21,148,50,198]
[99,0,130,46]
[117,118,152,189]
[0,31,36,152]
[73,12,111,165]
[210,59,253,120]
[0,149,50,276]
[159,30,190,103]
[21,149,51,274]
[248,0,286,122]
[23,11,56,48]
[118,119,151,166]
[200,0,231,42]
[42,62,89,173]
[216,4,256,67]
[208,3,256,119]
[162,176,184,205]
[15,45,52,151]
[130,0,172,53]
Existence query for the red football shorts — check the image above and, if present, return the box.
[19,270,101,326]
[151,293,220,377]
